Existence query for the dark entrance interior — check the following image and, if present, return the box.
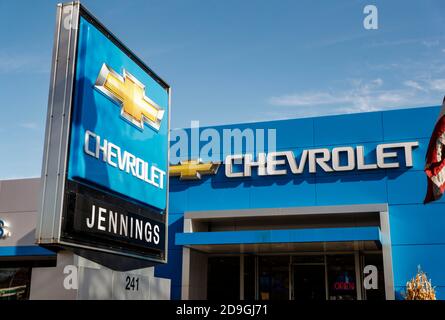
[207,256,240,300]
[293,265,326,300]
[205,251,385,300]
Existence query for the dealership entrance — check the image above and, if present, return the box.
[206,251,385,301]
[176,204,394,300]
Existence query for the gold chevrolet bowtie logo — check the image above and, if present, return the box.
[95,63,164,131]
[169,160,220,180]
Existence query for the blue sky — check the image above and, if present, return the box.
[1,0,445,179]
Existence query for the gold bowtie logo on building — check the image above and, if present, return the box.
[95,63,164,131]
[169,160,221,180]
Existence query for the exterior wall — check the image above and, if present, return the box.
[181,248,208,300]
[30,251,170,300]
[156,106,445,300]
[30,251,77,300]
[0,178,41,247]
[0,178,170,300]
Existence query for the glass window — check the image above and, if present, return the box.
[363,253,385,300]
[259,255,328,300]
[258,256,289,300]
[0,268,32,300]
[292,255,324,264]
[293,264,326,300]
[243,255,255,300]
[327,255,357,300]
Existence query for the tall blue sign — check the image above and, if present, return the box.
[68,16,169,211]
[36,3,170,265]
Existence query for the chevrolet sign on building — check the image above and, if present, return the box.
[169,142,419,179]
[161,106,445,300]
[36,2,170,263]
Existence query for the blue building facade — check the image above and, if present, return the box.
[155,106,445,300]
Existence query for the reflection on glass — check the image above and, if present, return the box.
[0,268,31,300]
[327,255,357,300]
[258,256,289,300]
[363,253,385,300]
[293,264,326,300]
[244,255,255,300]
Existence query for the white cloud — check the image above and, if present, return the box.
[404,80,424,91]
[371,78,383,87]
[269,78,391,111]
[0,52,49,74]
[19,122,39,130]
[268,77,442,118]
[367,37,443,48]
[422,40,440,47]
[429,79,445,91]
[269,92,347,107]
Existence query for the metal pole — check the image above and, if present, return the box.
[240,254,244,300]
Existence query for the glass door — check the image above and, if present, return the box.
[327,255,357,300]
[258,256,289,300]
[207,256,240,300]
[292,264,326,300]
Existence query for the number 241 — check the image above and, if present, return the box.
[125,276,139,291]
